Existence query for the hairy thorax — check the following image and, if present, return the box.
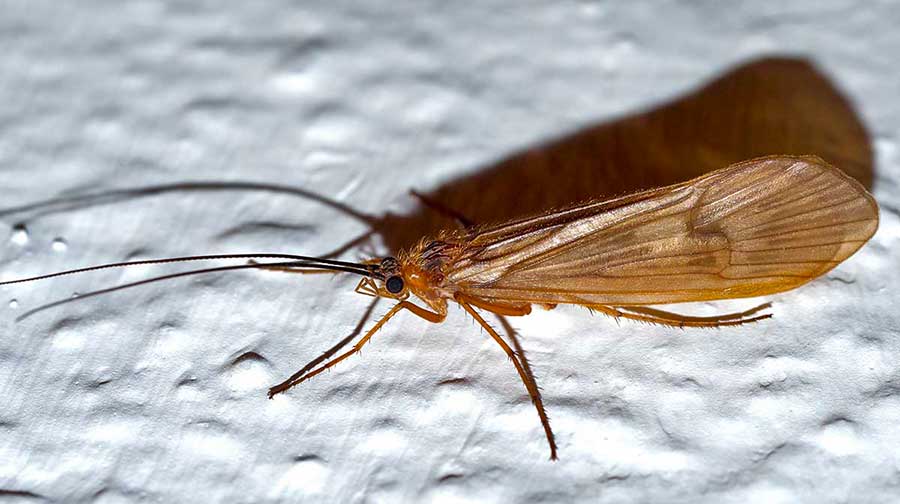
[398,232,467,304]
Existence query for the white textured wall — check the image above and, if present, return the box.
[2,1,899,503]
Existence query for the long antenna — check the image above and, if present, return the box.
[0,253,379,286]
[12,260,349,321]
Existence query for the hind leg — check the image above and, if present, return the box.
[588,303,772,328]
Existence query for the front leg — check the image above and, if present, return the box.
[268,300,446,397]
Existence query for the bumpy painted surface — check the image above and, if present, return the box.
[1,1,899,502]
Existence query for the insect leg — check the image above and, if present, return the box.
[588,304,771,328]
[494,313,558,456]
[268,297,378,397]
[267,300,446,398]
[617,302,772,323]
[248,258,366,276]
[252,264,343,275]
[455,293,532,316]
[354,278,379,297]
[410,190,476,230]
[455,294,559,460]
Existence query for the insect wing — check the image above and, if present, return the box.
[447,156,878,305]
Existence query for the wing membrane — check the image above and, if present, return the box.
[447,156,878,305]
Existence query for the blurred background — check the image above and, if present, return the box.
[1,2,898,502]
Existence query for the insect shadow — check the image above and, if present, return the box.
[0,56,875,455]
[0,56,875,253]
[375,56,874,254]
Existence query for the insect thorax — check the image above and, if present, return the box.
[402,238,460,286]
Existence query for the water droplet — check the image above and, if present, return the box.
[9,299,18,309]
[10,224,29,246]
[71,292,80,299]
[52,237,68,253]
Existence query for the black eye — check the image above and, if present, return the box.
[385,275,404,294]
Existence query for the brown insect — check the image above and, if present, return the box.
[0,155,879,460]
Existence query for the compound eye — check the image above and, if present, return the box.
[385,275,404,294]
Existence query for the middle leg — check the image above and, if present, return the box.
[455,293,558,460]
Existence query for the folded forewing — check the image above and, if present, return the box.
[447,156,878,305]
